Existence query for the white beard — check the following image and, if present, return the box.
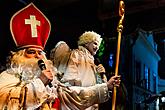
[8,57,42,83]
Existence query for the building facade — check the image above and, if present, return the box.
[122,28,161,110]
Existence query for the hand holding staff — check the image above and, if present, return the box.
[112,1,125,110]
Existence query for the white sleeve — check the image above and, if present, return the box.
[70,83,110,104]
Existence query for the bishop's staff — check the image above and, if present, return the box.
[112,1,125,110]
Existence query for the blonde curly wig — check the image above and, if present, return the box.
[78,31,102,46]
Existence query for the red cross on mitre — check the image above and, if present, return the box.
[10,3,51,50]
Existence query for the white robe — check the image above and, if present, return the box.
[0,68,109,110]
[61,46,104,110]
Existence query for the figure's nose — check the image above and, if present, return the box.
[35,52,41,58]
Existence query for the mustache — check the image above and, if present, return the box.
[11,55,39,69]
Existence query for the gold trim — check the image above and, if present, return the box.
[17,45,44,50]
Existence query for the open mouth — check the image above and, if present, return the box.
[93,48,98,52]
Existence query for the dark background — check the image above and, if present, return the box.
[0,0,164,78]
